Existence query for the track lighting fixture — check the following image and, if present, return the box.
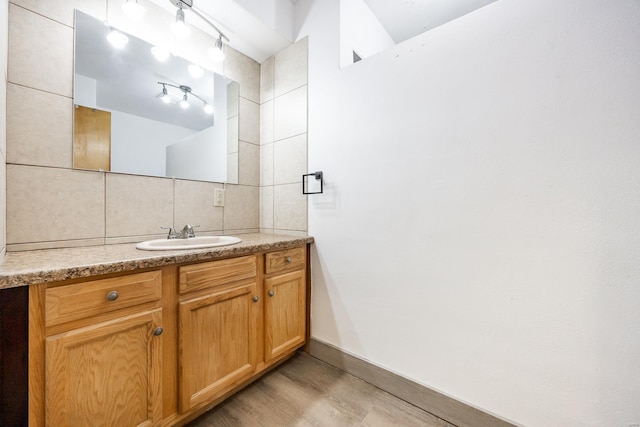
[168,0,230,62]
[170,6,191,40]
[158,82,213,115]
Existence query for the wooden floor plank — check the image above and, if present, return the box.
[188,353,454,427]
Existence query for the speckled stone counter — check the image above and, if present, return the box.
[0,233,314,289]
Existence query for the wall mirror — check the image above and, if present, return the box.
[73,10,239,183]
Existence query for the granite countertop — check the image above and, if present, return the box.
[0,233,314,290]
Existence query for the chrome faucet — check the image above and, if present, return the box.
[161,224,200,239]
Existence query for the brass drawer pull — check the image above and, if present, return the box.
[106,291,119,302]
[286,257,292,263]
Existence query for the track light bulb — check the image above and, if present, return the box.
[171,8,190,40]
[161,86,171,104]
[180,93,189,109]
[107,30,129,48]
[208,36,225,62]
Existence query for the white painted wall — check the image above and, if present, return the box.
[166,126,226,182]
[166,76,228,182]
[297,0,640,425]
[110,110,195,177]
[74,74,97,108]
[339,0,394,67]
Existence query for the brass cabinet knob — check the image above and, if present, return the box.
[286,257,292,263]
[253,295,259,302]
[106,291,119,302]
[268,290,275,297]
[153,327,164,336]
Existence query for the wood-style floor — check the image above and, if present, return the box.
[188,353,455,427]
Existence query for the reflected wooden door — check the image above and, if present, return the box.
[73,105,111,171]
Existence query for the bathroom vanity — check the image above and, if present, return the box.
[0,233,313,426]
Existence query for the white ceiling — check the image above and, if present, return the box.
[362,0,499,43]
[149,0,294,63]
[150,0,500,63]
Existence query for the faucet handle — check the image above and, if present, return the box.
[161,226,178,239]
[182,224,200,238]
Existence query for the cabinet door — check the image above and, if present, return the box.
[264,269,306,362]
[178,282,258,412]
[45,309,163,427]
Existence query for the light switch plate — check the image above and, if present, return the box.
[214,188,225,207]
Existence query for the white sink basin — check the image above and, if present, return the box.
[136,236,242,251]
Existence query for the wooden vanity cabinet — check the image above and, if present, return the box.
[28,244,310,427]
[177,256,260,413]
[36,271,164,427]
[264,247,307,362]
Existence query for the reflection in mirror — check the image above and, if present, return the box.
[73,10,239,183]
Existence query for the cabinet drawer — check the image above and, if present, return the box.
[45,270,162,327]
[179,255,257,295]
[265,247,306,274]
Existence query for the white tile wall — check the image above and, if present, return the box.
[238,141,260,186]
[105,174,173,238]
[225,47,260,104]
[260,186,274,229]
[6,83,72,168]
[8,4,73,97]
[6,165,105,244]
[224,184,259,230]
[274,85,308,141]
[260,143,274,186]
[239,98,260,144]
[260,100,274,145]
[260,55,275,103]
[274,183,307,231]
[274,133,307,185]
[274,37,308,97]
[11,0,105,27]
[174,179,224,233]
[259,37,309,234]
